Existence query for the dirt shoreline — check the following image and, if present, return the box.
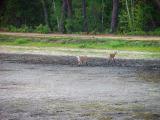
[0,32,160,41]
[0,53,159,67]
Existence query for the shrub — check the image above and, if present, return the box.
[127,31,146,35]
[34,24,50,33]
[6,25,32,32]
[148,28,160,36]
[17,25,31,32]
[65,19,73,33]
[65,17,83,33]
[8,25,17,32]
[14,38,29,44]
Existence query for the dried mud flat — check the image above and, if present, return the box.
[0,61,160,120]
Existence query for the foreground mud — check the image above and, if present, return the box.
[0,62,160,120]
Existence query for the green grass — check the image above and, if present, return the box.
[0,35,160,52]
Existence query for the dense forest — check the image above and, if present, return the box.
[0,0,160,34]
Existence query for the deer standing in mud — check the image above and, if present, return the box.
[108,51,117,63]
[77,56,88,65]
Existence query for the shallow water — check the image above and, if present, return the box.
[0,62,160,120]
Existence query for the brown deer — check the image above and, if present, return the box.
[108,51,117,63]
[77,56,88,65]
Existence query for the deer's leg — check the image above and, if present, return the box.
[77,56,80,65]
[85,60,88,66]
[113,58,116,63]
[77,59,82,66]
[77,61,80,66]
[80,60,83,65]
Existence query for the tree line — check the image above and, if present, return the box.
[0,0,160,34]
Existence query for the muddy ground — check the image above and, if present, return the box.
[0,53,160,68]
[0,61,160,120]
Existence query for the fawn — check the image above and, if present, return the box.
[77,56,88,65]
[108,51,117,63]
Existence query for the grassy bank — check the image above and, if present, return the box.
[0,35,160,52]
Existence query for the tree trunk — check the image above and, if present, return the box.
[60,0,72,33]
[131,0,134,28]
[66,0,72,17]
[60,0,67,33]
[41,0,50,29]
[0,0,4,10]
[110,0,119,33]
[155,0,160,9]
[101,0,104,32]
[125,0,132,31]
[52,0,60,31]
[82,0,88,32]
